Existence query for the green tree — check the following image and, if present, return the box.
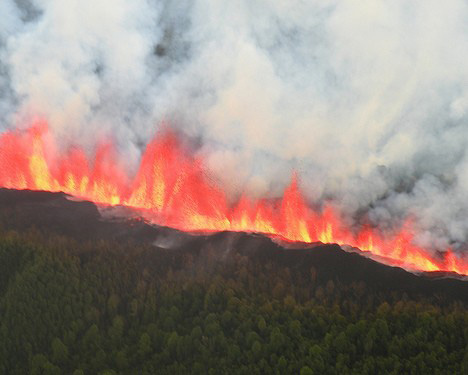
[51,338,68,365]
[300,365,314,375]
[138,332,152,358]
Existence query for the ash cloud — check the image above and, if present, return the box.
[1,0,468,252]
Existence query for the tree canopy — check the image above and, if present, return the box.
[0,228,467,374]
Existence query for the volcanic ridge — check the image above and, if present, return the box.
[1,188,467,303]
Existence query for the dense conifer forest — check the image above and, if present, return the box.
[0,225,467,375]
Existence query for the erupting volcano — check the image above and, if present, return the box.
[0,121,467,276]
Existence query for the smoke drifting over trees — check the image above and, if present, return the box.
[1,1,468,252]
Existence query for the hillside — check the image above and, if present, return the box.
[0,188,467,374]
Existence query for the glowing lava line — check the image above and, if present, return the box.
[0,121,467,275]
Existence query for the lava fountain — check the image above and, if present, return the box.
[0,121,467,275]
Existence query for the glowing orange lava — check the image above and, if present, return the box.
[0,121,467,275]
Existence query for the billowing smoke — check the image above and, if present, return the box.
[1,0,468,252]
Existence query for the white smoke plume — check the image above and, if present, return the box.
[1,0,468,252]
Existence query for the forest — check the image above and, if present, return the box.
[0,223,467,375]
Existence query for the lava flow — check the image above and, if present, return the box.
[0,122,467,275]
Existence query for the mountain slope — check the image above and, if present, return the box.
[0,188,466,303]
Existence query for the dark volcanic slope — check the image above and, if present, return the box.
[1,188,467,303]
[0,188,161,242]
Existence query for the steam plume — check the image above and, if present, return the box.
[1,0,468,253]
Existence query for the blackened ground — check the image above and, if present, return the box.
[0,188,467,303]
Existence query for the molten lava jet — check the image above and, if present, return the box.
[0,122,467,275]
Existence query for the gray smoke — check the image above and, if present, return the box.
[1,0,468,252]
